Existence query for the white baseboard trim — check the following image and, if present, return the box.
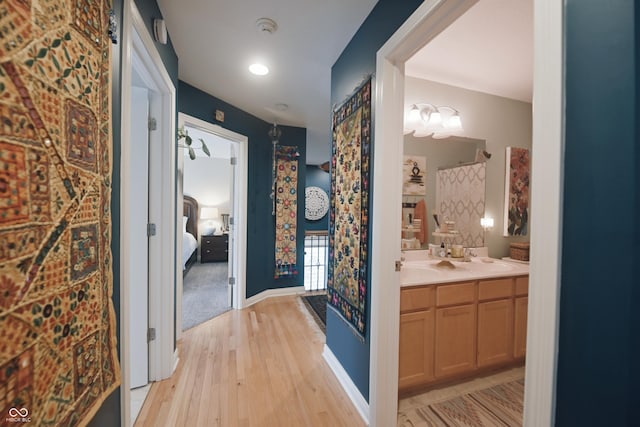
[323,344,370,425]
[172,350,179,373]
[242,286,305,308]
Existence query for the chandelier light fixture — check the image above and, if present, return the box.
[404,103,464,139]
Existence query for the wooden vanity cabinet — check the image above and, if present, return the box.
[477,279,514,368]
[399,287,435,389]
[399,310,435,388]
[514,276,529,359]
[399,274,529,394]
[434,303,476,378]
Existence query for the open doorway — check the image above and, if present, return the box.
[368,0,563,426]
[397,2,533,422]
[120,2,178,426]
[175,113,249,339]
[180,124,234,330]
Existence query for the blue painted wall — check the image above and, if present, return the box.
[178,81,307,298]
[304,166,330,232]
[327,0,423,401]
[557,1,639,425]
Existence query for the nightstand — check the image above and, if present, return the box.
[200,234,228,262]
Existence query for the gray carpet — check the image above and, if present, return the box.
[182,262,231,331]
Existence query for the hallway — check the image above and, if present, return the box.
[134,296,365,426]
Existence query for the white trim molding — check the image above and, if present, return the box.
[370,0,563,425]
[323,345,369,425]
[243,286,305,308]
[370,2,478,426]
[176,113,249,338]
[120,1,177,425]
[524,0,564,425]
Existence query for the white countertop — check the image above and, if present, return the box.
[401,255,530,287]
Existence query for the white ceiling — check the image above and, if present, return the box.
[406,0,533,103]
[158,0,532,165]
[156,0,378,165]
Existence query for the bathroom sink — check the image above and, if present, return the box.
[467,258,517,273]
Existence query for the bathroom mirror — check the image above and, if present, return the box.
[402,135,487,250]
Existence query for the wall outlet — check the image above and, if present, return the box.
[215,110,225,122]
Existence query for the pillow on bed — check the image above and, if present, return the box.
[183,216,188,233]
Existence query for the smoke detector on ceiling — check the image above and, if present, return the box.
[256,18,278,34]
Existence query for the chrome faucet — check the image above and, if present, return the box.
[463,248,477,262]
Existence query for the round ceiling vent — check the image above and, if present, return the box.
[256,18,278,34]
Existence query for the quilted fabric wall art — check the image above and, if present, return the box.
[274,145,299,278]
[327,78,371,339]
[0,0,120,425]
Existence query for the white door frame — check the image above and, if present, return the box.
[176,113,248,340]
[120,1,177,425]
[369,1,564,426]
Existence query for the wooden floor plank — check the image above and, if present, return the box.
[135,295,366,427]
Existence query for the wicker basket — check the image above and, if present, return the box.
[510,242,530,261]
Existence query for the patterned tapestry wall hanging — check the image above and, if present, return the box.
[274,145,300,278]
[327,78,371,339]
[0,1,120,425]
[436,162,486,247]
[503,147,530,236]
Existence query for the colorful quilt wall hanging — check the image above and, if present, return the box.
[503,147,530,236]
[274,145,300,278]
[0,0,121,425]
[327,78,372,339]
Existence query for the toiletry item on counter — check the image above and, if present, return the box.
[451,244,464,258]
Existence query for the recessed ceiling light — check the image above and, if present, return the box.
[249,63,269,76]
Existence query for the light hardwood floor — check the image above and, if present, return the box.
[135,295,366,427]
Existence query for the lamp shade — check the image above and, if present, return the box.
[201,207,219,220]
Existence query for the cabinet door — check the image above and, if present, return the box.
[514,297,528,358]
[435,304,476,378]
[399,309,434,390]
[477,299,514,367]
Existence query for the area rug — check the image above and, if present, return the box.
[0,1,120,426]
[183,262,231,330]
[301,293,327,334]
[327,77,372,339]
[398,379,524,427]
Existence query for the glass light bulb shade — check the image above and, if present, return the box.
[428,111,442,125]
[408,105,421,121]
[445,113,463,129]
[249,63,269,75]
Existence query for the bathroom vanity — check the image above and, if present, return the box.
[399,255,529,394]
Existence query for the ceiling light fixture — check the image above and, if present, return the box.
[404,103,464,139]
[249,63,269,76]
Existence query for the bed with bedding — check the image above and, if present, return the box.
[183,195,199,274]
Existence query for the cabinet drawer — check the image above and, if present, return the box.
[400,286,434,313]
[436,282,475,306]
[515,276,529,296]
[202,236,227,246]
[478,278,513,301]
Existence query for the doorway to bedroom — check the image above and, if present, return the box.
[181,125,234,330]
[176,113,248,335]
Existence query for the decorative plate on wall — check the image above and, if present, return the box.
[305,186,329,220]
